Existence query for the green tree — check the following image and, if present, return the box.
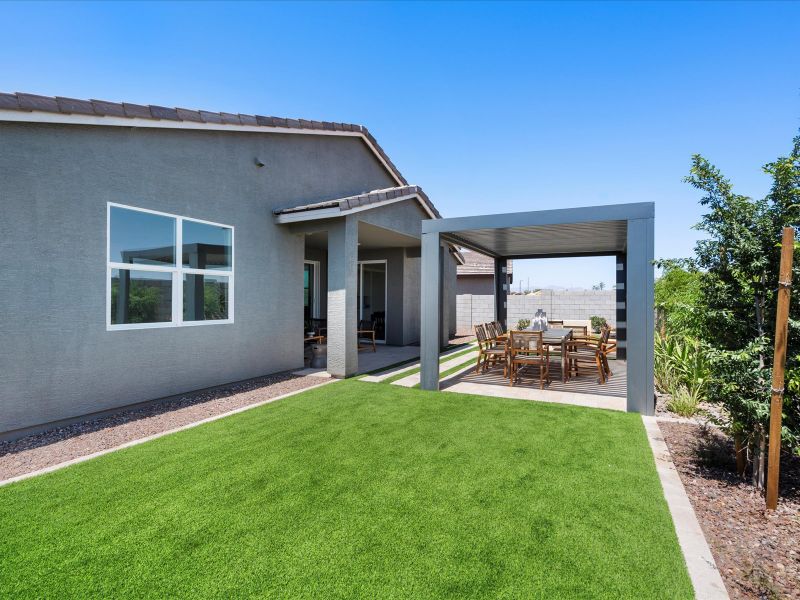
[679,132,800,487]
[654,264,705,338]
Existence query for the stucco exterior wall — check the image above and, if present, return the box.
[0,121,398,436]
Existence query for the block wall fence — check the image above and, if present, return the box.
[456,290,616,335]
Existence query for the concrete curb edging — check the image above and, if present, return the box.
[0,379,336,488]
[642,416,729,600]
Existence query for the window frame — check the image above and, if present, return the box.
[106,202,235,331]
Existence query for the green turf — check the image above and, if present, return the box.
[0,381,692,599]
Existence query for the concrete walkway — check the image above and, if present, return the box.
[642,416,729,600]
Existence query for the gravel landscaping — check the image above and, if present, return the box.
[0,372,322,481]
[660,421,800,599]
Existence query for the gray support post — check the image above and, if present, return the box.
[420,231,441,391]
[494,258,508,330]
[615,253,627,360]
[625,218,655,414]
[494,258,508,329]
[327,216,359,378]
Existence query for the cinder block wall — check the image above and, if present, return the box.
[457,290,616,335]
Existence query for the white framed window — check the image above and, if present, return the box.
[106,203,234,330]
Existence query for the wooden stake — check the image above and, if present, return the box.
[766,227,795,510]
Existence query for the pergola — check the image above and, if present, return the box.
[420,202,655,415]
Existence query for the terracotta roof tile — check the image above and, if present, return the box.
[0,93,20,110]
[17,93,60,113]
[149,105,180,121]
[90,99,126,117]
[175,107,203,122]
[55,97,95,115]
[123,103,151,119]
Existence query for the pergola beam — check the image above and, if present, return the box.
[422,202,653,234]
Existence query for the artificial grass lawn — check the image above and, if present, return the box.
[1,381,692,598]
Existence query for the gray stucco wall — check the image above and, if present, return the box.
[0,121,398,436]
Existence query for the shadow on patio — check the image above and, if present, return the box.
[440,359,627,411]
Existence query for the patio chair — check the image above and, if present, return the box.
[489,321,510,353]
[547,320,564,328]
[474,324,507,375]
[565,326,612,384]
[508,330,550,389]
[357,320,377,352]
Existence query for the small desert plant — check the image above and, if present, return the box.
[516,318,531,330]
[654,334,709,399]
[590,316,608,333]
[665,385,702,417]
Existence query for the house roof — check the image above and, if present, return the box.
[0,91,409,187]
[457,250,513,276]
[273,185,440,221]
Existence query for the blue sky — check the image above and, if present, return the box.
[4,1,799,288]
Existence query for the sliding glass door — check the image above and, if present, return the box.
[357,261,386,343]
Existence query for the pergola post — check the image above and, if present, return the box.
[494,258,508,330]
[420,231,441,390]
[625,217,654,414]
[615,253,627,360]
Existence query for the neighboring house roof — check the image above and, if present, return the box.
[0,91,408,187]
[273,185,440,221]
[457,250,513,276]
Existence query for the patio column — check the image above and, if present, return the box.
[615,253,627,360]
[625,217,655,415]
[494,258,508,330]
[420,230,441,391]
[327,216,359,378]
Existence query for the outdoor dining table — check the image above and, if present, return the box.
[498,328,574,383]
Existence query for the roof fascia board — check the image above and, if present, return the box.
[0,109,405,188]
[274,193,433,224]
[423,202,654,234]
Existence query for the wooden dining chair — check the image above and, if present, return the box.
[565,326,612,383]
[547,320,564,328]
[475,324,507,375]
[508,330,550,389]
[490,320,508,350]
[357,319,377,352]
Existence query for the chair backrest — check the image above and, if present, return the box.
[547,320,564,327]
[474,324,489,347]
[359,319,373,331]
[485,322,498,339]
[599,326,611,346]
[509,330,544,356]
[492,320,506,334]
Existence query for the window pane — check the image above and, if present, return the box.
[182,220,232,270]
[183,274,229,321]
[110,269,173,325]
[110,206,176,265]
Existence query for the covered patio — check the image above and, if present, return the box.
[420,202,655,414]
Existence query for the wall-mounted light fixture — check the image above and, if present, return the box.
[254,157,265,168]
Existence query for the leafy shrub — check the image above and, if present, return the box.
[666,386,702,417]
[516,318,531,331]
[590,316,607,333]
